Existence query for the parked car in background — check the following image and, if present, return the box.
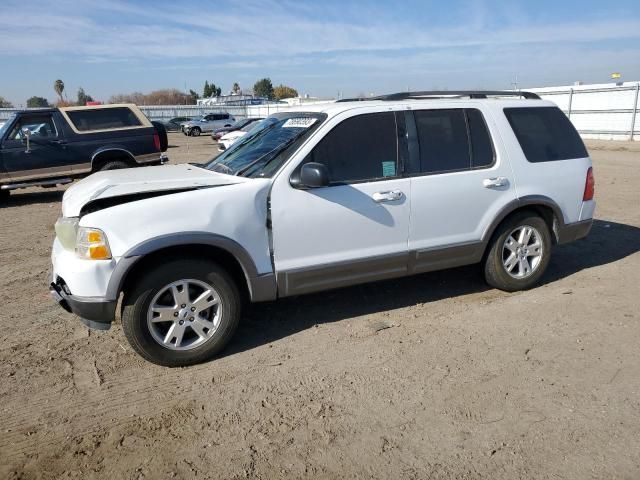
[0,104,168,200]
[218,119,265,151]
[182,113,235,136]
[211,117,264,141]
[49,91,594,366]
[163,116,192,131]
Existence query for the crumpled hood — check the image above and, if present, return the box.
[62,164,247,217]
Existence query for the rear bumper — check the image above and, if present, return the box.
[557,219,593,244]
[49,277,116,330]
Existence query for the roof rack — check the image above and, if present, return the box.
[337,90,541,102]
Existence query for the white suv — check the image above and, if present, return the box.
[50,91,595,366]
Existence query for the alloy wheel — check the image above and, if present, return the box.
[147,279,222,350]
[502,225,544,279]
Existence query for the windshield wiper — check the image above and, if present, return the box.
[234,134,302,177]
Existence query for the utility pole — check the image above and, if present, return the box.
[511,74,519,91]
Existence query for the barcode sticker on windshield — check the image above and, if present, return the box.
[282,118,317,128]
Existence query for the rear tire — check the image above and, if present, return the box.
[0,189,9,201]
[190,127,201,137]
[484,212,552,292]
[98,160,129,171]
[122,258,241,367]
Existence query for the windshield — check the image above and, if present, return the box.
[229,119,251,129]
[0,114,15,138]
[240,120,263,132]
[203,112,326,178]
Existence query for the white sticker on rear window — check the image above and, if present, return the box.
[282,118,317,128]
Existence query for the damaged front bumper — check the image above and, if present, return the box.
[49,275,116,331]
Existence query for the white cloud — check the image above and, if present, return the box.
[0,0,639,62]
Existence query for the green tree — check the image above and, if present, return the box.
[203,81,221,98]
[232,82,241,94]
[253,78,274,100]
[189,89,200,104]
[0,96,13,108]
[53,79,65,103]
[273,84,298,100]
[26,96,50,108]
[77,87,94,105]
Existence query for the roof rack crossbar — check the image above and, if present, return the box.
[337,90,541,102]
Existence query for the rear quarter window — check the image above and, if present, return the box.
[66,107,143,132]
[504,106,587,162]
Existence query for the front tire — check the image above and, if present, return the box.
[190,127,201,137]
[122,259,241,367]
[484,212,551,292]
[0,189,9,201]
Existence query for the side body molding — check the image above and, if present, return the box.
[105,232,277,303]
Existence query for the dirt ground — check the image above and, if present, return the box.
[1,133,639,479]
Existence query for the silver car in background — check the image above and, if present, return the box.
[181,113,235,136]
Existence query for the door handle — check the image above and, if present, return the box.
[372,190,404,203]
[49,140,67,147]
[483,177,509,188]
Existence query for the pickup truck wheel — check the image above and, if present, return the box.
[99,160,129,171]
[484,212,551,292]
[190,127,201,137]
[122,259,241,367]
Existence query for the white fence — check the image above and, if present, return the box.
[1,82,639,141]
[530,82,640,141]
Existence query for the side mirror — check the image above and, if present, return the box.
[21,127,32,153]
[296,162,330,188]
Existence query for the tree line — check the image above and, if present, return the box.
[1,78,300,109]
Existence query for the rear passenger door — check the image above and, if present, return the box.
[406,107,517,270]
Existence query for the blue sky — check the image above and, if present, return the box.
[1,0,639,106]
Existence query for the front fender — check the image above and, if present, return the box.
[105,233,277,303]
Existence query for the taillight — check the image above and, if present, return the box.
[153,132,161,151]
[583,167,595,201]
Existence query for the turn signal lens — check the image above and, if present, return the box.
[76,227,112,260]
[87,231,102,243]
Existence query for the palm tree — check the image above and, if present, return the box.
[54,79,65,103]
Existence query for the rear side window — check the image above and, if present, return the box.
[307,112,398,183]
[504,107,587,162]
[413,108,494,174]
[67,107,142,132]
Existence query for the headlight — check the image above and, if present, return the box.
[54,217,79,251]
[76,227,112,260]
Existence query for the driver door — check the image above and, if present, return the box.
[270,111,411,297]
[1,113,72,182]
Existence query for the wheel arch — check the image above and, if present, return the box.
[91,147,136,171]
[481,196,565,251]
[107,233,276,306]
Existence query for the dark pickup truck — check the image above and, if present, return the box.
[0,104,168,199]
